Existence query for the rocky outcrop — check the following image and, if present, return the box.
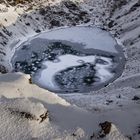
[91,121,130,140]
[0,97,49,123]
[0,65,7,73]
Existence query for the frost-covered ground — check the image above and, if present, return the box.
[0,0,140,139]
[1,73,140,140]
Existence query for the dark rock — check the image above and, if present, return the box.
[0,65,7,73]
[126,136,132,140]
[0,32,7,39]
[9,108,36,120]
[72,133,77,136]
[116,15,121,19]
[29,78,32,84]
[0,50,6,56]
[84,18,90,23]
[117,94,121,98]
[35,17,39,21]
[35,29,41,33]
[108,20,114,28]
[130,1,140,12]
[40,111,49,123]
[90,132,95,139]
[2,28,12,36]
[132,96,140,100]
[106,100,113,105]
[79,11,88,16]
[64,1,79,11]
[39,8,46,16]
[57,11,65,16]
[8,108,49,123]
[99,121,112,137]
[25,23,30,26]
[50,19,60,27]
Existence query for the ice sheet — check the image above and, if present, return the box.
[37,26,118,53]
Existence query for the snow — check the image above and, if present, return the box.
[0,0,140,139]
[0,73,140,140]
[36,26,118,53]
[34,54,96,91]
[34,54,114,92]
[107,124,129,140]
[95,61,114,82]
[0,5,22,26]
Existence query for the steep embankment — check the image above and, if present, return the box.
[0,0,140,119]
[0,0,90,71]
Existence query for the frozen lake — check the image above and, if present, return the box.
[11,26,125,93]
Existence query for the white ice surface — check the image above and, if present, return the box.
[95,63,114,82]
[35,26,118,53]
[34,54,113,91]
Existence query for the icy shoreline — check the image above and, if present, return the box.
[11,26,125,93]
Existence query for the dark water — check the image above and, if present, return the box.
[13,40,87,74]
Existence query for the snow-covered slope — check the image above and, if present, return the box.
[0,73,140,140]
[0,0,90,70]
[0,0,140,139]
